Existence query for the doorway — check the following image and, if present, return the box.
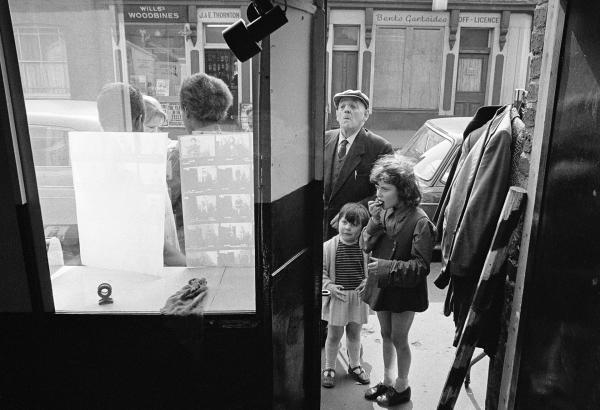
[454,28,490,117]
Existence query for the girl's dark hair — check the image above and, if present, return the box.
[338,203,370,227]
[370,153,421,207]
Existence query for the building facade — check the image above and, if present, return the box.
[10,1,253,133]
[326,0,536,141]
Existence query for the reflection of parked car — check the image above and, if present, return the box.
[398,117,472,221]
[26,99,101,264]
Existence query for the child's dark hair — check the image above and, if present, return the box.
[370,153,421,207]
[338,203,370,227]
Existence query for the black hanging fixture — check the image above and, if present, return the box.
[222,0,288,62]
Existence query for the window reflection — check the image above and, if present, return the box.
[9,0,255,314]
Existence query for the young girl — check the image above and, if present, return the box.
[321,202,371,388]
[360,154,434,406]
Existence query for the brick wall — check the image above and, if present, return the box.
[485,1,548,408]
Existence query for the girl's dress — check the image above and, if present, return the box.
[361,206,434,313]
[322,235,370,326]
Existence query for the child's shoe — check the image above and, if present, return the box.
[364,382,390,400]
[348,365,370,385]
[376,386,411,406]
[321,369,336,388]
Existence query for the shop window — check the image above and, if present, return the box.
[125,24,186,98]
[373,27,443,109]
[8,0,255,314]
[14,26,70,98]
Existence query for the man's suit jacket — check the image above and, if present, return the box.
[324,127,393,238]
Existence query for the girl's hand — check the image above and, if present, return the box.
[367,200,383,221]
[355,279,367,298]
[367,257,379,276]
[329,284,347,302]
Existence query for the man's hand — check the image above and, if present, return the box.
[329,284,347,302]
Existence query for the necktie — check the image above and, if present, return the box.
[338,138,348,160]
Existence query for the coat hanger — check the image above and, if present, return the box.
[513,88,528,118]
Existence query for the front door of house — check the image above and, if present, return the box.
[454,29,490,117]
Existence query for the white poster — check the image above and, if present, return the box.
[155,79,169,96]
[69,132,168,275]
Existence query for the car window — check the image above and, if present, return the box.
[29,125,71,166]
[400,125,452,181]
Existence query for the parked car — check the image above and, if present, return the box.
[25,99,101,264]
[398,117,472,221]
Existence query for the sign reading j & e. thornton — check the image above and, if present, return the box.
[198,8,241,22]
[124,5,188,23]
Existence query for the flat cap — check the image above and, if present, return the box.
[333,89,369,109]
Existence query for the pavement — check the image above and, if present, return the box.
[320,263,489,410]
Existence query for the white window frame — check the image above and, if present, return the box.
[14,25,70,98]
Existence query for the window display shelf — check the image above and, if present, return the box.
[50,265,254,314]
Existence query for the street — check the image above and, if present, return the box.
[320,262,489,409]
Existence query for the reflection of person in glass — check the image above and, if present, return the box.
[170,73,233,242]
[96,82,185,266]
[142,95,166,132]
[180,73,233,134]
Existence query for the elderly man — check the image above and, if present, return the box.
[324,89,393,239]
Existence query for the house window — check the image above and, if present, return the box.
[373,27,443,109]
[331,25,359,111]
[14,26,70,98]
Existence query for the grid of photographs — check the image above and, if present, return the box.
[180,132,254,267]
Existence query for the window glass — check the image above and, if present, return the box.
[373,27,443,109]
[8,0,255,314]
[459,28,489,50]
[29,125,71,166]
[14,26,70,97]
[400,126,451,181]
[205,25,227,44]
[334,25,359,46]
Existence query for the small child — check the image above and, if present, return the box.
[321,202,371,388]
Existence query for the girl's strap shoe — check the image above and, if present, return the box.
[348,365,370,385]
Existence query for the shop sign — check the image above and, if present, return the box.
[124,5,188,23]
[198,8,241,23]
[374,11,448,26]
[459,13,501,26]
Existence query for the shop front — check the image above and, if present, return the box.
[122,4,252,134]
[9,2,252,134]
[326,4,534,142]
[1,0,324,408]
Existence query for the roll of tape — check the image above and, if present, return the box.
[97,282,112,298]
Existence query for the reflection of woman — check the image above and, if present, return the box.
[361,154,434,406]
[169,73,233,245]
[180,73,233,134]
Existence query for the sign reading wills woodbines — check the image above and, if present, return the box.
[124,5,188,23]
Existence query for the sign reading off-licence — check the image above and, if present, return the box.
[124,5,188,23]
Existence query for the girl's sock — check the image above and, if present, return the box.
[346,337,361,368]
[324,336,341,370]
[394,377,409,392]
[384,368,396,386]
